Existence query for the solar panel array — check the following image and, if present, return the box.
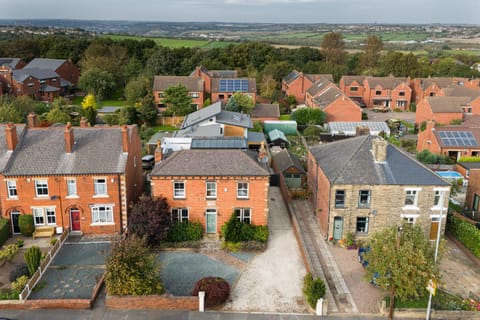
[438,131,478,147]
[219,79,249,92]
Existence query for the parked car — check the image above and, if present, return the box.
[141,155,155,170]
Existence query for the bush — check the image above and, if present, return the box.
[166,221,203,242]
[222,213,269,243]
[362,112,368,120]
[192,277,230,308]
[11,275,29,292]
[0,218,10,247]
[0,288,19,300]
[24,246,42,276]
[303,273,326,309]
[0,244,19,263]
[9,263,29,282]
[416,149,454,165]
[303,125,322,137]
[447,213,480,258]
[18,215,34,237]
[253,226,269,242]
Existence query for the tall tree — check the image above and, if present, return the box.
[124,75,152,105]
[321,32,346,66]
[363,224,439,320]
[360,35,383,73]
[78,68,116,100]
[162,84,194,116]
[135,93,158,126]
[225,92,255,114]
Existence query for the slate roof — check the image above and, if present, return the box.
[309,135,448,186]
[13,68,59,82]
[191,137,247,149]
[0,58,22,69]
[24,58,66,71]
[273,149,305,174]
[3,126,131,176]
[252,103,280,119]
[180,101,252,130]
[283,70,301,84]
[153,76,203,92]
[211,78,256,93]
[268,129,289,144]
[426,96,470,113]
[216,110,253,128]
[366,76,408,89]
[341,76,366,86]
[247,131,266,144]
[306,80,336,96]
[0,124,25,172]
[312,87,347,108]
[151,149,269,177]
[181,102,222,128]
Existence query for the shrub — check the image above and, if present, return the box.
[9,263,29,282]
[16,239,24,248]
[416,149,454,165]
[222,213,269,243]
[24,246,42,276]
[303,273,326,309]
[362,112,368,120]
[253,226,269,242]
[221,241,242,252]
[303,125,321,137]
[50,238,58,246]
[166,221,203,242]
[192,277,230,308]
[0,218,10,247]
[0,244,19,263]
[105,236,163,296]
[18,215,34,237]
[0,288,19,300]
[447,213,480,258]
[11,275,29,292]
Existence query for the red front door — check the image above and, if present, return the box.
[70,209,80,231]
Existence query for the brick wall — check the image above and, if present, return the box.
[323,98,362,122]
[105,294,197,310]
[465,169,480,210]
[55,61,80,86]
[283,75,314,104]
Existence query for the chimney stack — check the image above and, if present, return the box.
[64,122,74,153]
[258,141,268,163]
[27,112,39,128]
[121,125,128,153]
[372,138,388,163]
[5,123,17,151]
[79,117,89,128]
[154,141,163,163]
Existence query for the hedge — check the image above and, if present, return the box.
[166,221,203,242]
[18,215,34,237]
[447,213,480,258]
[303,273,326,309]
[0,218,10,247]
[222,213,269,243]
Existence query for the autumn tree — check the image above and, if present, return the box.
[321,32,346,66]
[225,92,255,114]
[162,84,194,116]
[363,224,439,320]
[128,195,172,246]
[360,35,383,74]
[81,94,97,126]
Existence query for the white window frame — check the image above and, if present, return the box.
[358,190,371,208]
[356,217,369,233]
[235,208,251,224]
[172,208,189,223]
[66,179,77,197]
[403,188,421,209]
[237,182,249,199]
[335,190,345,208]
[94,178,107,196]
[32,207,56,226]
[6,180,17,199]
[173,181,185,199]
[206,181,217,199]
[91,205,114,225]
[396,100,407,107]
[35,180,49,198]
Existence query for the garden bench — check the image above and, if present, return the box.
[33,226,55,239]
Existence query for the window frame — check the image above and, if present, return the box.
[66,179,77,197]
[375,90,382,95]
[32,207,56,226]
[173,181,185,199]
[356,217,369,233]
[35,180,49,198]
[6,180,17,199]
[172,208,189,223]
[91,205,114,224]
[94,178,107,196]
[206,181,217,199]
[404,189,419,207]
[433,190,441,206]
[358,190,371,208]
[335,190,345,208]
[237,182,249,199]
[234,208,251,224]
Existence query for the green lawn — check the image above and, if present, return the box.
[279,114,291,120]
[384,290,467,310]
[101,34,233,49]
[71,96,129,107]
[151,125,178,132]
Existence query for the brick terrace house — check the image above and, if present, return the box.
[339,75,366,106]
[416,120,480,161]
[150,149,270,235]
[308,135,450,241]
[281,70,333,104]
[0,117,143,236]
[190,66,237,95]
[152,76,205,110]
[24,58,80,87]
[415,96,470,126]
[363,76,412,110]
[210,78,256,104]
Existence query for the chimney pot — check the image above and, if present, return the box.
[27,112,39,128]
[154,141,163,163]
[64,122,74,153]
[5,122,18,151]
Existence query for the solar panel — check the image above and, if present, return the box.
[438,131,478,147]
[219,79,250,92]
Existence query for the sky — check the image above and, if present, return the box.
[2,0,479,24]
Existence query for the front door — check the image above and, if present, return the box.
[70,209,81,232]
[429,217,440,240]
[10,211,20,234]
[473,194,480,212]
[206,209,217,234]
[333,216,343,240]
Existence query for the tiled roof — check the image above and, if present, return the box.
[153,76,203,92]
[252,103,280,118]
[208,70,237,78]
[306,80,335,96]
[0,124,25,172]
[312,87,346,108]
[426,96,470,113]
[24,58,66,71]
[0,58,22,69]
[273,149,305,174]
[366,76,408,89]
[151,149,269,177]
[309,135,448,186]
[3,126,131,176]
[13,68,59,82]
[417,77,456,90]
[442,85,480,100]
[433,126,480,149]
[211,78,256,93]
[216,110,253,128]
[306,74,333,83]
[341,76,366,86]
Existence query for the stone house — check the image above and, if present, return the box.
[0,116,143,235]
[308,135,450,242]
[150,149,270,235]
[152,75,205,111]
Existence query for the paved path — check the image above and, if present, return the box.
[291,200,358,314]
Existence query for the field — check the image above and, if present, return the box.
[101,34,232,48]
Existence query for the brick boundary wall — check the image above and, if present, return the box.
[105,294,198,310]
[0,299,92,310]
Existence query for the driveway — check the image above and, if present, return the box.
[363,109,416,124]
[223,187,308,313]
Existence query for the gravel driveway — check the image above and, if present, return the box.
[224,187,308,313]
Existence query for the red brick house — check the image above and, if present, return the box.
[339,75,366,106]
[0,68,62,102]
[190,66,237,95]
[416,120,480,160]
[23,58,80,87]
[150,149,270,235]
[411,77,458,104]
[440,85,480,114]
[464,165,480,213]
[153,76,205,110]
[0,118,143,236]
[281,70,333,104]
[210,78,256,104]
[308,135,450,241]
[363,76,412,110]
[415,96,469,126]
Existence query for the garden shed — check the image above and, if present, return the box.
[268,129,289,148]
[272,149,306,189]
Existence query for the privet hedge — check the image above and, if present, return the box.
[447,213,480,258]
[166,221,203,242]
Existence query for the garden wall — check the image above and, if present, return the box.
[105,294,197,310]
